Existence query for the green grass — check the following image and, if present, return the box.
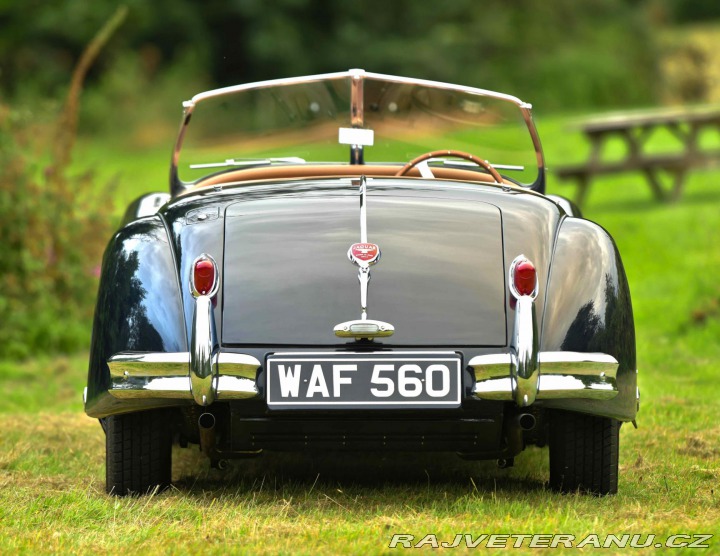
[2,116,720,554]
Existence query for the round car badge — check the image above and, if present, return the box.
[348,242,380,267]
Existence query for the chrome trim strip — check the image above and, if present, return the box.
[355,176,373,320]
[216,376,258,399]
[190,295,219,406]
[217,352,262,379]
[504,255,540,406]
[511,296,539,406]
[536,374,616,399]
[110,376,192,399]
[186,69,529,109]
[272,350,457,356]
[351,176,372,320]
[107,352,260,400]
[335,176,395,337]
[333,318,395,338]
[440,160,525,171]
[359,175,368,244]
[349,70,364,164]
[470,353,511,382]
[538,351,618,375]
[474,376,515,400]
[469,352,620,402]
[109,352,190,377]
[187,70,356,106]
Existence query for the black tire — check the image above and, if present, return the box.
[105,410,172,496]
[549,410,620,495]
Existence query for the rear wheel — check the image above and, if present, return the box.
[105,410,172,496]
[549,410,620,495]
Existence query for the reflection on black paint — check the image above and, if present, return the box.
[561,273,635,358]
[560,299,602,352]
[97,249,164,353]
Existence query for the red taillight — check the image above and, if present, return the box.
[513,259,536,296]
[193,258,216,295]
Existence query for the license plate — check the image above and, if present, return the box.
[266,352,462,409]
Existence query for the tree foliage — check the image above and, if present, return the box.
[0,9,122,358]
[3,0,708,111]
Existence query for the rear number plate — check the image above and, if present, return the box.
[267,352,461,409]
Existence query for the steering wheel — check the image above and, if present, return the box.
[394,149,503,183]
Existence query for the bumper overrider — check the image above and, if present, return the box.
[106,255,619,408]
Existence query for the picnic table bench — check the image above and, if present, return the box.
[554,107,720,206]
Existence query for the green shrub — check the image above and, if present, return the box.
[0,10,126,360]
[0,103,117,359]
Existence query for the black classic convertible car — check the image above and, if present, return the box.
[84,70,637,496]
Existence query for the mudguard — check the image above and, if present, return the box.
[540,217,637,421]
[85,215,187,418]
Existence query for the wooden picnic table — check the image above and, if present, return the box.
[554,106,720,206]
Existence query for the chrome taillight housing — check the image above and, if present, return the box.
[190,254,219,297]
[509,255,538,299]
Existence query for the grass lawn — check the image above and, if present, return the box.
[1,116,719,554]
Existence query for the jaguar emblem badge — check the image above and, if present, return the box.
[334,176,395,339]
[348,242,380,267]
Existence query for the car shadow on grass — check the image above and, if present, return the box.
[171,446,550,499]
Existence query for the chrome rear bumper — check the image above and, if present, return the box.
[470,351,619,402]
[107,349,618,406]
[107,351,260,400]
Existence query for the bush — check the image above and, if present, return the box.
[0,10,125,359]
[0,103,117,359]
[659,25,720,105]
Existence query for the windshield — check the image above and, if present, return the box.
[173,71,543,187]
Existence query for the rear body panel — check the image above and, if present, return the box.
[87,177,635,428]
[222,186,506,346]
[167,179,558,351]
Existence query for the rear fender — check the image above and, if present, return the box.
[85,216,187,418]
[540,218,637,421]
[121,192,171,225]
